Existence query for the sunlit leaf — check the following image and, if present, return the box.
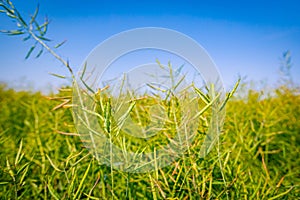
[7,0,15,9]
[49,72,66,79]
[6,12,16,18]
[1,4,14,16]
[194,85,210,104]
[8,30,24,35]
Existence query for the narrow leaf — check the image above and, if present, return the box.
[35,48,43,58]
[30,4,39,24]
[37,35,51,41]
[46,154,63,172]
[19,163,30,185]
[15,9,27,27]
[80,62,87,79]
[80,77,95,94]
[33,20,43,35]
[193,85,210,104]
[48,72,66,79]
[175,64,184,76]
[15,139,23,165]
[192,92,221,120]
[54,40,66,48]
[8,0,15,9]
[22,34,31,41]
[16,162,30,175]
[51,99,70,111]
[34,17,49,36]
[6,12,16,19]
[173,74,186,90]
[42,17,49,35]
[117,101,136,128]
[219,78,240,111]
[73,161,92,200]
[25,45,36,59]
[48,183,61,200]
[8,30,24,35]
[1,4,14,16]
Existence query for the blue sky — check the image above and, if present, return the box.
[0,0,299,93]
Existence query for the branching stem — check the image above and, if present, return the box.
[28,30,74,76]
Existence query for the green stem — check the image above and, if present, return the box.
[28,30,74,76]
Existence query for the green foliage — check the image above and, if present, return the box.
[0,0,72,74]
[0,83,299,199]
[1,0,49,58]
[0,0,299,198]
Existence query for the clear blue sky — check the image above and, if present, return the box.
[0,0,299,93]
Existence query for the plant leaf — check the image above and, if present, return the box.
[49,73,66,79]
[15,9,27,27]
[35,48,43,58]
[1,4,14,16]
[193,85,210,104]
[30,4,39,24]
[8,30,24,35]
[54,40,66,48]
[22,34,31,41]
[33,17,49,36]
[80,62,87,79]
[41,17,49,35]
[25,45,36,59]
[47,182,61,200]
[219,78,240,111]
[37,35,51,41]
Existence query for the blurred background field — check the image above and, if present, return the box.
[0,81,299,199]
